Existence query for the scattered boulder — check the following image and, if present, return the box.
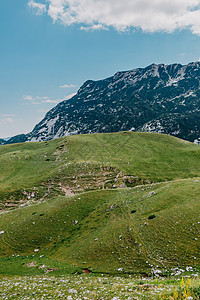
[147,191,156,197]
[27,262,37,268]
[46,268,58,273]
[118,183,127,188]
[82,268,91,274]
[39,265,48,269]
[148,214,156,220]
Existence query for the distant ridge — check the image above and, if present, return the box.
[3,61,200,144]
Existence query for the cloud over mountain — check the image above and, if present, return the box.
[29,0,200,34]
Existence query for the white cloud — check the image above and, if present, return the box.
[59,83,77,88]
[42,99,60,103]
[28,0,47,15]
[0,117,14,126]
[0,114,16,127]
[23,95,49,104]
[28,0,200,35]
[23,95,34,101]
[22,93,76,105]
[2,114,16,118]
[80,24,108,31]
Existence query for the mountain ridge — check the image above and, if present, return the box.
[2,61,200,144]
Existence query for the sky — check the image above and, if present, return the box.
[1,0,200,138]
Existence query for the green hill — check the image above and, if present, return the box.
[1,131,200,210]
[0,132,200,275]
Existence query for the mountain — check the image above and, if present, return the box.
[4,61,200,144]
[0,139,5,145]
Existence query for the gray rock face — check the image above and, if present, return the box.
[3,61,200,144]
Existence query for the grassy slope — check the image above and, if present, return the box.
[0,179,200,274]
[0,132,200,274]
[0,132,200,193]
[66,131,200,181]
[0,139,63,191]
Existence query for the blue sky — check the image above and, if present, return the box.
[1,0,200,138]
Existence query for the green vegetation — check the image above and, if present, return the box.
[0,275,200,299]
[0,178,200,274]
[1,131,200,210]
[0,131,200,298]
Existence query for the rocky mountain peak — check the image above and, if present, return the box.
[2,61,200,145]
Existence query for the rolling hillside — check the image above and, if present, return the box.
[0,178,200,275]
[1,131,200,210]
[0,132,200,275]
